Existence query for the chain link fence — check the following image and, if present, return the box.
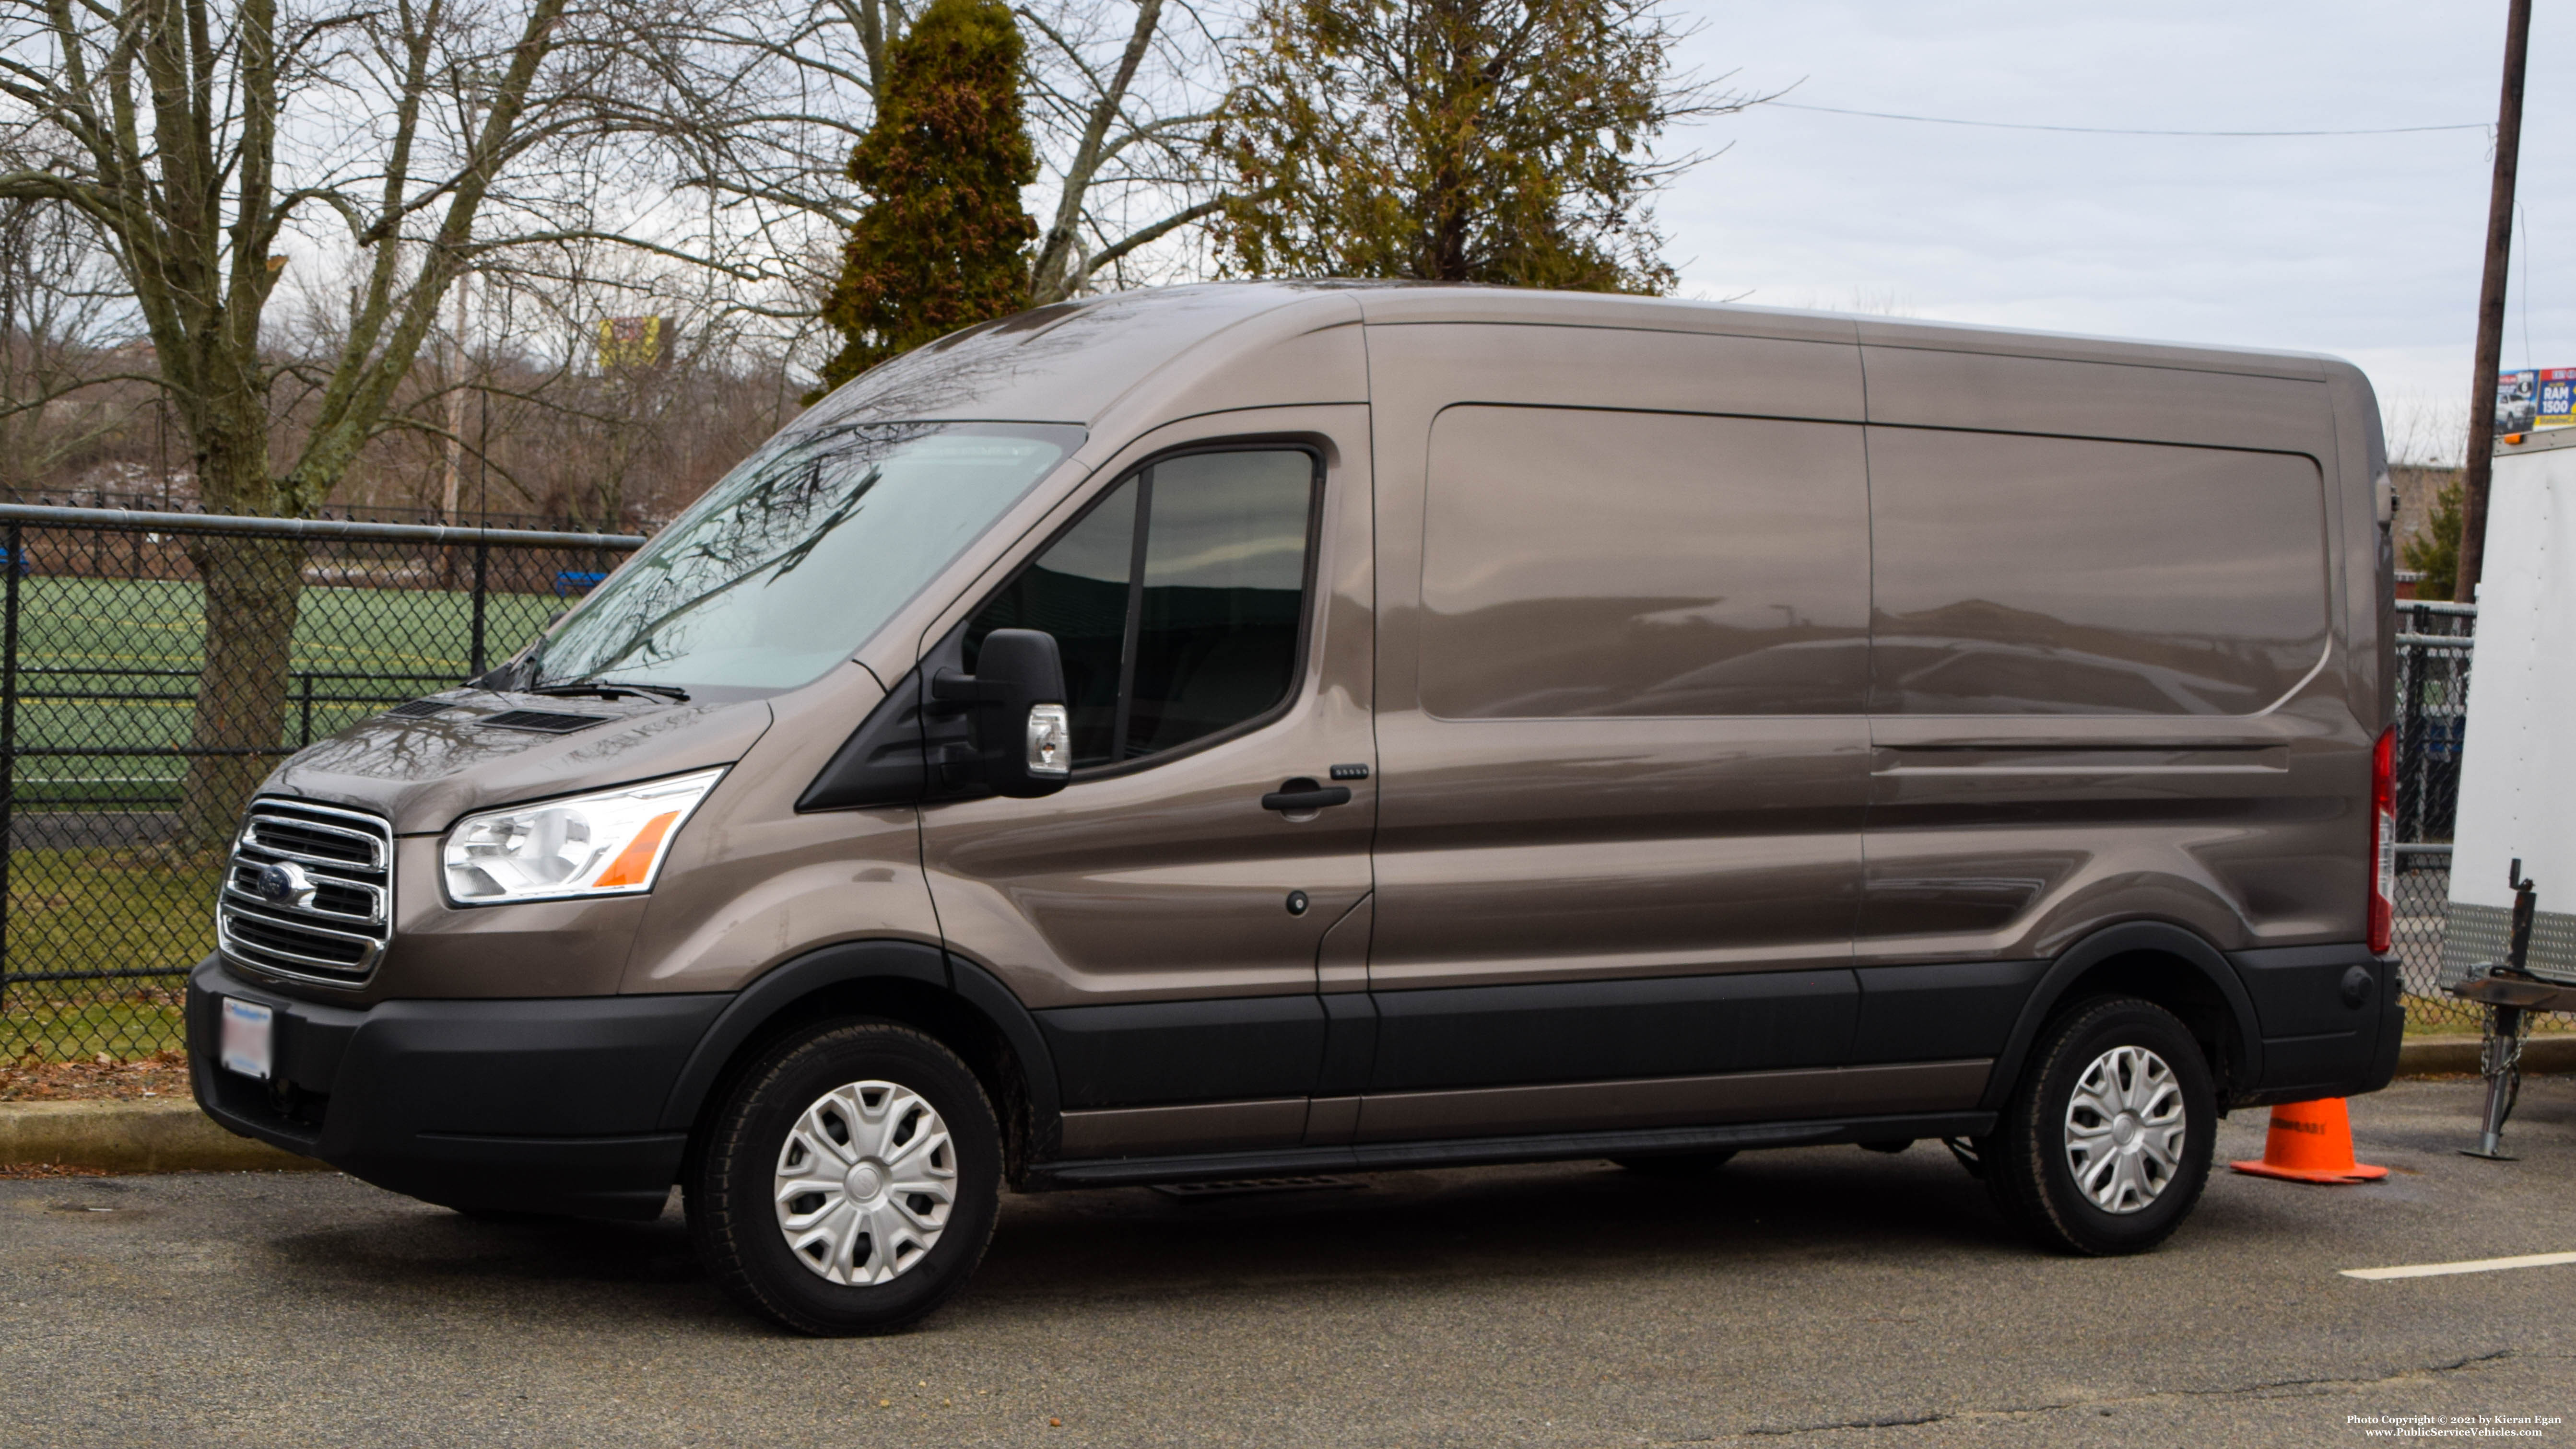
[2393,599,2473,845]
[2393,845,2471,1033]
[0,486,639,533]
[0,506,640,1064]
[2386,600,2554,1036]
[2392,599,2476,1033]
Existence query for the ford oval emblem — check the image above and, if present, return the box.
[254,861,317,909]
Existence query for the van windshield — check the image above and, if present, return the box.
[526,421,1083,691]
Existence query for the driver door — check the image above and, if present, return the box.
[918,410,1376,1159]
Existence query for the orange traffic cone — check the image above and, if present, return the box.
[2229,1098,2388,1184]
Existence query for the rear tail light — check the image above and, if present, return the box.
[2369,726,2395,955]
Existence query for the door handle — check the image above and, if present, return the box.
[1261,777,1352,813]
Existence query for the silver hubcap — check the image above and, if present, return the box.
[773,1080,955,1286]
[2063,1045,2186,1214]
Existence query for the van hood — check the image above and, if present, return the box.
[259,689,778,836]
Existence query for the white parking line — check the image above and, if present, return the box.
[2341,1251,2576,1281]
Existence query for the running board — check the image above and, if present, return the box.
[1027,1110,2000,1191]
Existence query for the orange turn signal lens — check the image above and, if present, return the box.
[593,810,679,888]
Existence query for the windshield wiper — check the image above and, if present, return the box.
[528,679,691,704]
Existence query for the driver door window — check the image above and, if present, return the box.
[967,448,1319,771]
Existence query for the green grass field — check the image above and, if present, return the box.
[10,574,560,808]
[1,846,220,1062]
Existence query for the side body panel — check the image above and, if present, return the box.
[620,668,944,995]
[1355,320,1917,1138]
[1853,340,2370,975]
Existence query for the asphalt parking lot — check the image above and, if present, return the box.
[4,1077,2573,1449]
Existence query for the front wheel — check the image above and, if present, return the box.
[688,1020,1002,1335]
[1982,996,2215,1256]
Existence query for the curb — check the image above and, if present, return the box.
[0,1099,324,1173]
[2398,1033,2576,1077]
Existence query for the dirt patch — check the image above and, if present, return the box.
[0,1050,190,1102]
[0,1160,113,1179]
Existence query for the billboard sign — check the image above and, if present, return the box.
[2496,367,2576,432]
[596,316,672,370]
[2541,368,2576,429]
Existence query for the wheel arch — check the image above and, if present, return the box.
[1979,921,2266,1113]
[658,939,1061,1181]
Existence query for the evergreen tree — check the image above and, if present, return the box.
[2404,479,2464,601]
[815,0,1039,394]
[1212,0,1736,293]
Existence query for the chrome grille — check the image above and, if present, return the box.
[219,799,394,986]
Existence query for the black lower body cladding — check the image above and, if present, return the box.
[187,956,726,1219]
[1975,924,2399,1114]
[181,934,2402,1223]
[2228,945,2405,1105]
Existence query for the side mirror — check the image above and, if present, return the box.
[931,628,1070,798]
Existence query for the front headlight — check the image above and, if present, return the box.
[442,768,724,904]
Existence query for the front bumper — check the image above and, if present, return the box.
[187,956,727,1219]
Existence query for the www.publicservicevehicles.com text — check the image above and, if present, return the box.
[2351,1416,2563,1438]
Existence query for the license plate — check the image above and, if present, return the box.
[219,998,274,1080]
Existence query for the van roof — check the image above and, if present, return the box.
[798,281,2339,429]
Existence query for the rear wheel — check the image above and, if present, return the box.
[1612,1150,1738,1180]
[1982,996,2214,1255]
[688,1020,1002,1335]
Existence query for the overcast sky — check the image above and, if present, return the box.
[1659,1,2567,461]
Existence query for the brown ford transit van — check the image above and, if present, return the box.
[189,283,2403,1334]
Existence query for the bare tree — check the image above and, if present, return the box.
[0,0,776,846]
[456,244,803,524]
[1018,0,1228,303]
[0,195,142,493]
[252,204,810,526]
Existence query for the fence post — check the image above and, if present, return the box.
[470,539,489,678]
[0,522,19,1022]
[2400,633,2427,842]
[299,671,314,746]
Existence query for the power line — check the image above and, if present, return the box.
[1771,101,2489,138]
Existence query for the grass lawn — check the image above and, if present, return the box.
[10,573,561,808]
[2403,989,2573,1037]
[0,846,219,1062]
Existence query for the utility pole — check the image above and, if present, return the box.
[2457,0,2534,604]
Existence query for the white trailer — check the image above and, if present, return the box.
[2444,426,2576,988]
[2441,425,2576,1156]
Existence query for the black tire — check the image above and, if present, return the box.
[688,1019,1002,1336]
[1612,1150,1738,1180]
[1982,996,2215,1256]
